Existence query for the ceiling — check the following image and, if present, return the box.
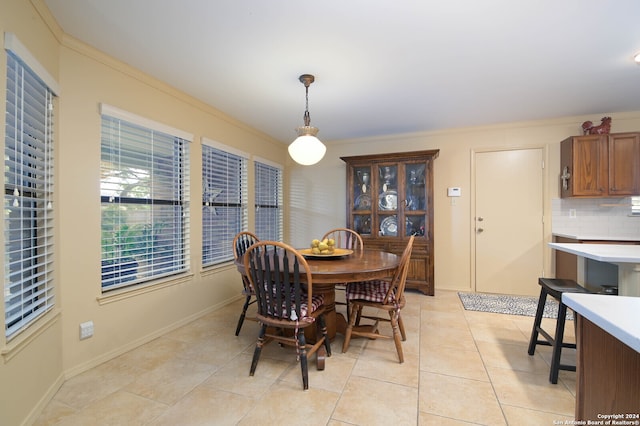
[44,0,640,143]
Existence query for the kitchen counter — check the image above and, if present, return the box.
[549,243,640,296]
[562,292,640,420]
[563,293,640,352]
[549,243,640,263]
[553,232,640,242]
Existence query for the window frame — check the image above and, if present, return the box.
[201,138,249,267]
[4,34,59,340]
[99,104,192,292]
[254,158,284,242]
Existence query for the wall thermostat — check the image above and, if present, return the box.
[447,187,461,197]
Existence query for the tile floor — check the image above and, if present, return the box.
[34,290,578,425]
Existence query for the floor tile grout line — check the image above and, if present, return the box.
[462,299,511,426]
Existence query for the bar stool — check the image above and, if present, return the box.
[527,277,590,384]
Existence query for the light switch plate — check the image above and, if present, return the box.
[80,321,94,340]
[447,187,461,197]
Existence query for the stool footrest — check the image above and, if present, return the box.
[558,364,577,372]
[533,339,576,349]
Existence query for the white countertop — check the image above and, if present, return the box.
[563,293,640,353]
[549,243,640,263]
[553,232,640,242]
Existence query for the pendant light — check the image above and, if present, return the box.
[288,74,326,165]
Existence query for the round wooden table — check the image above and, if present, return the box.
[236,249,400,339]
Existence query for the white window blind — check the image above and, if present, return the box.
[100,109,190,291]
[202,141,248,266]
[4,51,56,339]
[254,160,283,241]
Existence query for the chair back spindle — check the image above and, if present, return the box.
[384,235,414,305]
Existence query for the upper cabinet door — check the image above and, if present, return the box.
[573,135,608,196]
[609,133,640,196]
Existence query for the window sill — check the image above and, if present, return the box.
[1,309,61,363]
[97,272,195,305]
[201,261,235,278]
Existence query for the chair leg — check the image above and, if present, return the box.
[297,330,309,390]
[549,303,568,384]
[389,310,404,363]
[342,303,359,353]
[317,314,331,356]
[528,287,547,356]
[250,324,267,376]
[235,294,253,336]
[397,312,406,341]
[355,303,363,326]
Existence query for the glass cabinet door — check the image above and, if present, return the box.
[377,165,398,237]
[404,162,427,236]
[352,166,372,235]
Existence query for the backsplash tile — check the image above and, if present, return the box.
[551,197,640,240]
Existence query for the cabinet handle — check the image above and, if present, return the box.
[561,166,571,191]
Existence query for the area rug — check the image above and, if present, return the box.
[458,292,573,320]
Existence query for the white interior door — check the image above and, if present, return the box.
[475,148,544,296]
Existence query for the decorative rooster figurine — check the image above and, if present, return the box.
[581,117,612,135]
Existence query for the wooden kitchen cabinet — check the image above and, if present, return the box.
[575,316,640,420]
[341,150,439,295]
[609,132,640,196]
[560,132,640,197]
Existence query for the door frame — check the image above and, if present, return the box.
[470,144,551,293]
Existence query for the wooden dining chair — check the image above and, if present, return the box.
[244,241,331,390]
[321,228,364,252]
[232,231,260,336]
[342,235,415,363]
[321,228,364,312]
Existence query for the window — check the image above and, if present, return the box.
[254,160,283,241]
[4,39,58,339]
[202,140,248,266]
[100,105,191,291]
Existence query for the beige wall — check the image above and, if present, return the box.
[288,113,640,293]
[1,2,64,425]
[56,34,285,375]
[1,1,287,425]
[3,1,640,425]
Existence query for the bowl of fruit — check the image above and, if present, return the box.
[299,238,353,259]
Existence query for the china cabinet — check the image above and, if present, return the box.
[560,132,640,197]
[341,150,439,295]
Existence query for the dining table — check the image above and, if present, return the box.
[235,248,400,340]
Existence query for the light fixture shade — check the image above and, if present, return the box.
[288,126,326,165]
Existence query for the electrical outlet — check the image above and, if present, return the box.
[79,321,94,340]
[569,209,577,218]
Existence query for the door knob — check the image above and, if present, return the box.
[477,228,484,233]
[477,217,484,222]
